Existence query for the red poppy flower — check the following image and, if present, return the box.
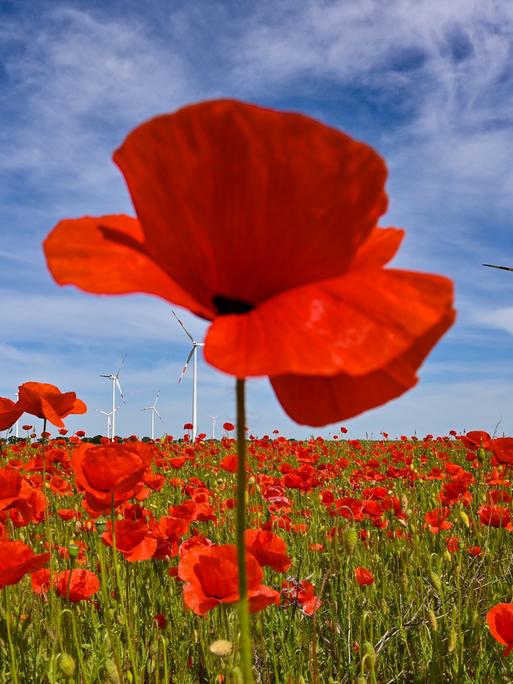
[479,504,512,529]
[0,540,50,587]
[468,546,482,557]
[0,398,24,431]
[459,431,492,451]
[424,507,452,534]
[178,543,280,615]
[17,382,87,428]
[487,604,513,656]
[491,438,513,466]
[44,99,454,427]
[223,422,235,432]
[54,569,100,602]
[354,566,374,586]
[244,529,291,573]
[71,441,153,512]
[102,518,157,561]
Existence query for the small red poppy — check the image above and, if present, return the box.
[71,441,153,512]
[354,566,374,586]
[244,529,291,573]
[223,422,235,432]
[54,569,100,602]
[178,543,280,615]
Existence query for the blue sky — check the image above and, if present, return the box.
[2,0,513,439]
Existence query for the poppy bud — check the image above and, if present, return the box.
[344,527,358,554]
[57,653,76,678]
[459,510,470,528]
[430,572,442,592]
[428,609,437,632]
[443,550,452,563]
[448,627,457,653]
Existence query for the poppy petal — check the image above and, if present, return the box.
[204,269,454,378]
[270,309,455,426]
[113,99,387,310]
[0,398,23,431]
[350,227,404,270]
[44,214,212,319]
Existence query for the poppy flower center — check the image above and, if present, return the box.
[213,295,254,316]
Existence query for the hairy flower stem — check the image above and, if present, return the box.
[110,497,139,684]
[236,378,254,683]
[4,588,18,684]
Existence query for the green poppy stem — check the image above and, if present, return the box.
[236,378,254,683]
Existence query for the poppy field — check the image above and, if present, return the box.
[1,423,513,683]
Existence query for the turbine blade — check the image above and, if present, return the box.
[155,409,162,419]
[178,347,195,383]
[154,393,159,407]
[483,263,513,272]
[171,309,194,342]
[99,374,111,378]
[116,378,124,399]
[115,354,127,378]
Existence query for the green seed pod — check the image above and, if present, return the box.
[443,550,452,563]
[127,671,134,683]
[380,598,388,615]
[57,653,76,678]
[68,543,79,559]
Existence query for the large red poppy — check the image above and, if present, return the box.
[17,382,87,428]
[44,100,454,425]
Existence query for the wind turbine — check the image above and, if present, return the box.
[100,356,125,441]
[96,408,116,439]
[172,310,204,441]
[143,393,162,440]
[210,416,217,440]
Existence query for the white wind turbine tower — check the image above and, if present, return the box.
[172,310,204,441]
[210,416,217,440]
[96,408,116,439]
[14,392,19,438]
[100,356,125,441]
[143,393,162,440]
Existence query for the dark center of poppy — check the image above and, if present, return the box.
[213,295,254,316]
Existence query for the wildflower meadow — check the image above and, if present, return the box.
[0,89,509,684]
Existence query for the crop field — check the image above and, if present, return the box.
[1,428,512,683]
